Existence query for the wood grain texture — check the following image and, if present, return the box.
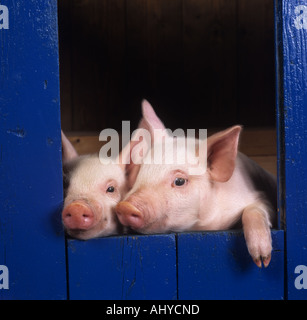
[177,231,284,300]
[67,231,284,300]
[68,234,177,300]
[58,0,276,131]
[277,0,307,300]
[182,0,237,128]
[237,0,275,126]
[0,0,66,300]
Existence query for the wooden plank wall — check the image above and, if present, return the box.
[58,0,275,132]
[177,231,284,300]
[68,235,177,300]
[67,231,284,300]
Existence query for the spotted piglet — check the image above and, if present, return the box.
[116,101,277,267]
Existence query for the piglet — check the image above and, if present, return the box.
[61,131,130,240]
[116,100,277,268]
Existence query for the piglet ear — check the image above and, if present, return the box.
[140,100,167,140]
[61,130,78,164]
[116,125,147,189]
[119,100,169,188]
[207,125,242,182]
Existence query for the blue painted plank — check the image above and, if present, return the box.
[177,231,284,300]
[277,0,307,300]
[275,0,286,231]
[0,0,66,299]
[68,234,177,300]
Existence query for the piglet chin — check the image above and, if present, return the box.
[65,220,117,240]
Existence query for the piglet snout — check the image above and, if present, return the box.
[116,201,144,230]
[62,202,95,230]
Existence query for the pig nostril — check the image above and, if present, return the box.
[82,213,93,221]
[62,202,95,230]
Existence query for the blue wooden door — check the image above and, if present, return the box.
[66,231,284,300]
[276,0,307,300]
[0,0,66,299]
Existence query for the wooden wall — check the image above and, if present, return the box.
[58,0,275,132]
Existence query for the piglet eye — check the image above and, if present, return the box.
[173,177,186,187]
[106,186,115,193]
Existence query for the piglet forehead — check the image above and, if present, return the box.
[137,135,207,176]
[70,155,125,189]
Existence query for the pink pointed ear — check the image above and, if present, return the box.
[117,142,141,189]
[116,126,151,189]
[140,100,167,138]
[61,130,78,164]
[207,125,242,182]
[120,100,168,188]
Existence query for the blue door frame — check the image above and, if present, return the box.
[275,0,307,300]
[0,0,306,300]
[0,0,66,299]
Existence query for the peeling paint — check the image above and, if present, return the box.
[47,137,54,146]
[7,127,26,138]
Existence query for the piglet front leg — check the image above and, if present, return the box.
[242,204,273,268]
